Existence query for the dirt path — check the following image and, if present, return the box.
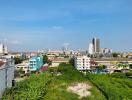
[67,83,92,99]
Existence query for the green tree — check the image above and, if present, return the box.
[129,64,132,69]
[112,53,119,57]
[14,57,23,64]
[97,65,106,71]
[43,55,48,64]
[69,58,74,66]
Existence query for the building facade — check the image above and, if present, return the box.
[50,58,69,67]
[0,43,8,55]
[15,60,29,73]
[28,56,43,71]
[92,38,100,53]
[74,56,91,71]
[0,58,15,98]
[89,43,94,55]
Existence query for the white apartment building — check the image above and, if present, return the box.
[0,58,15,98]
[74,56,91,71]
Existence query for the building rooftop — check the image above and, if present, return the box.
[52,58,69,62]
[0,61,5,68]
[93,58,132,61]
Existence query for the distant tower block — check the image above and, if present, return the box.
[63,43,70,51]
[89,43,94,55]
[92,37,100,53]
[0,43,8,54]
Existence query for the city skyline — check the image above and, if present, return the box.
[0,0,132,52]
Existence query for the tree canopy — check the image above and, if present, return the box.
[14,57,23,64]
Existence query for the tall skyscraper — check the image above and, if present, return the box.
[63,43,69,51]
[0,43,8,54]
[92,38,95,53]
[92,37,100,53]
[89,43,94,55]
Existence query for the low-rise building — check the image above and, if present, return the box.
[15,60,29,73]
[74,56,91,71]
[28,56,43,71]
[47,54,56,60]
[93,58,132,73]
[50,58,69,67]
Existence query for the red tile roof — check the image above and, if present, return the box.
[0,61,5,67]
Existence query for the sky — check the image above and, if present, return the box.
[0,0,132,52]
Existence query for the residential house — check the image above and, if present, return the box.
[15,60,29,73]
[28,56,43,71]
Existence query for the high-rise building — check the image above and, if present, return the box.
[0,43,8,54]
[92,38,100,53]
[89,43,94,55]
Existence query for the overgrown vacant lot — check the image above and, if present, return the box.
[3,63,132,100]
[2,64,105,100]
[86,73,132,100]
[43,64,105,100]
[2,72,53,100]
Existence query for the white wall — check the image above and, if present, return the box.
[74,56,91,70]
[0,44,4,54]
[7,66,14,87]
[51,62,60,67]
[0,60,14,99]
[0,66,6,98]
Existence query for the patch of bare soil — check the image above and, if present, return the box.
[67,83,92,99]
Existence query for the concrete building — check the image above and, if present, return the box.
[74,56,91,71]
[0,58,15,98]
[28,56,43,71]
[89,43,94,55]
[47,54,56,60]
[93,58,132,73]
[15,60,29,73]
[101,48,112,54]
[0,43,8,55]
[50,58,69,67]
[92,38,100,53]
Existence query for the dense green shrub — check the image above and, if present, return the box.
[2,72,52,100]
[110,73,127,78]
[86,73,132,100]
[126,71,132,77]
